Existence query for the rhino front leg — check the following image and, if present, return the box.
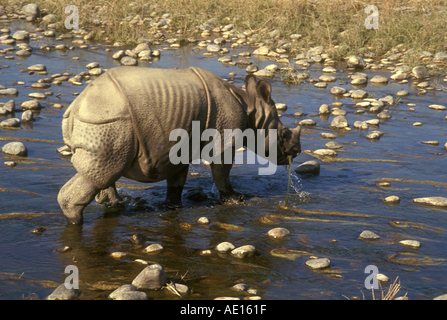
[58,173,101,225]
[210,163,244,203]
[165,165,189,209]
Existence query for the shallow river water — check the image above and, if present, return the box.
[1,20,447,300]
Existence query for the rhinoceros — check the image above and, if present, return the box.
[58,66,301,224]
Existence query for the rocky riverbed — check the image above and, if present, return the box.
[0,3,447,300]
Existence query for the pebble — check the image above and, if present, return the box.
[109,284,138,299]
[299,119,316,126]
[21,100,41,110]
[275,103,287,111]
[267,227,291,239]
[331,115,348,128]
[115,291,149,300]
[110,252,127,258]
[0,88,18,95]
[231,245,256,258]
[253,46,269,55]
[351,90,368,99]
[325,141,342,149]
[168,283,190,295]
[399,240,421,248]
[383,195,400,203]
[215,241,235,253]
[412,66,429,79]
[21,110,34,122]
[47,283,80,300]
[413,122,423,127]
[413,197,447,207]
[319,104,330,114]
[0,118,21,129]
[120,56,138,66]
[433,294,447,300]
[330,87,347,95]
[376,273,390,283]
[144,243,164,254]
[421,141,439,146]
[370,75,388,83]
[359,230,381,240]
[354,121,368,130]
[2,141,27,156]
[295,160,320,175]
[305,258,331,270]
[197,217,210,224]
[4,161,17,167]
[428,104,446,111]
[313,149,337,157]
[366,132,381,140]
[131,264,166,290]
[28,92,46,99]
[321,132,337,139]
[347,56,366,68]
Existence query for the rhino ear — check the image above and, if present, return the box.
[245,74,258,98]
[256,80,272,103]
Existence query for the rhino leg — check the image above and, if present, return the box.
[164,165,189,209]
[210,163,244,203]
[95,183,123,208]
[58,173,101,225]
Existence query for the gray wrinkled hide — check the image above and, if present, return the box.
[58,66,300,224]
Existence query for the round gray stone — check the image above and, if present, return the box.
[359,230,380,240]
[131,264,166,290]
[47,283,80,300]
[305,258,331,270]
[295,160,320,175]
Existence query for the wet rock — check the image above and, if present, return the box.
[57,145,72,156]
[21,110,34,122]
[305,258,331,270]
[4,100,15,112]
[325,141,342,149]
[47,283,80,300]
[231,245,256,258]
[253,69,274,78]
[434,294,447,300]
[331,115,348,128]
[4,161,16,167]
[413,197,447,207]
[86,62,99,69]
[144,243,164,254]
[428,104,446,111]
[319,75,336,82]
[109,284,138,299]
[0,118,21,129]
[376,273,390,283]
[412,66,429,79]
[56,246,72,253]
[197,217,210,224]
[330,87,347,95]
[12,31,29,41]
[218,56,232,63]
[253,46,269,55]
[267,227,291,239]
[366,132,382,140]
[314,82,327,88]
[370,75,388,83]
[321,132,337,139]
[0,88,18,95]
[347,56,366,68]
[299,119,316,126]
[319,104,330,114]
[22,4,40,21]
[380,95,395,105]
[377,111,391,119]
[421,141,439,146]
[383,195,400,203]
[351,90,368,99]
[246,64,258,72]
[275,103,287,111]
[232,283,249,292]
[390,72,407,80]
[215,242,235,253]
[132,264,166,290]
[120,56,138,66]
[354,121,368,130]
[399,240,421,248]
[21,100,41,110]
[30,226,45,235]
[314,149,337,157]
[396,90,408,96]
[351,77,367,85]
[110,252,127,258]
[206,44,221,53]
[295,161,320,176]
[116,291,149,300]
[359,230,380,240]
[112,50,125,60]
[88,68,103,76]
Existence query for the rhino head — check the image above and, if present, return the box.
[241,75,301,166]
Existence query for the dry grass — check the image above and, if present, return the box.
[10,0,447,59]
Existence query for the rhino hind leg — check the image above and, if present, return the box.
[164,165,189,209]
[210,163,244,203]
[95,183,123,208]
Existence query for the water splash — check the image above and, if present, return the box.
[280,158,311,207]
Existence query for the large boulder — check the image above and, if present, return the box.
[22,4,40,21]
